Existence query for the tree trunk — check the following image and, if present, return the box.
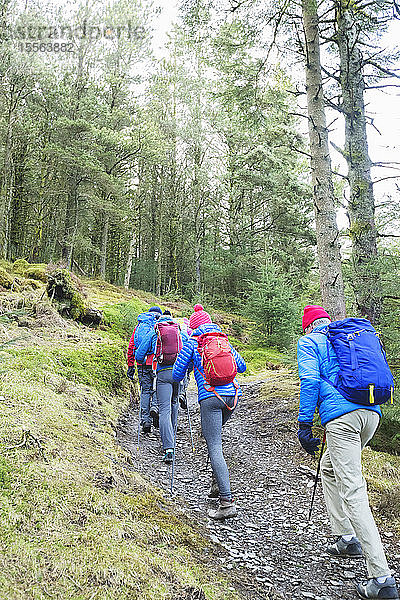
[0,107,14,258]
[336,4,381,324]
[124,186,138,290]
[301,0,346,320]
[124,235,135,290]
[100,210,109,279]
[156,167,163,297]
[156,220,162,297]
[62,181,79,269]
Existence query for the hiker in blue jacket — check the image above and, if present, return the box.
[136,315,188,464]
[127,306,162,433]
[172,304,246,520]
[297,305,398,600]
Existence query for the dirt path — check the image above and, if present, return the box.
[117,375,400,600]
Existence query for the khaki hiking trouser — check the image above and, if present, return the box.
[321,409,390,578]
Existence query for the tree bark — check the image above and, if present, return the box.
[62,180,79,269]
[124,190,137,290]
[0,105,14,258]
[301,0,346,320]
[336,3,381,324]
[100,210,109,279]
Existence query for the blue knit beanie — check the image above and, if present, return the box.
[149,306,162,315]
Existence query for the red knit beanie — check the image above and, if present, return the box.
[302,305,331,331]
[189,304,212,330]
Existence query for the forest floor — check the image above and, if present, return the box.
[117,371,400,600]
[1,269,399,600]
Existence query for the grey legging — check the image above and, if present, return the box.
[156,368,179,450]
[200,395,236,501]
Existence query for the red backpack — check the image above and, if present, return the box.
[154,321,182,365]
[197,331,237,386]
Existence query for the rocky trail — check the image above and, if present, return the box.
[117,376,400,600]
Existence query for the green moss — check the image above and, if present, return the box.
[21,278,43,290]
[369,404,400,455]
[54,343,126,392]
[7,343,126,394]
[0,322,242,600]
[239,347,287,376]
[24,264,48,283]
[0,259,12,272]
[11,258,30,276]
[103,299,150,339]
[362,447,400,533]
[47,268,87,321]
[0,267,14,289]
[0,456,12,494]
[70,291,86,320]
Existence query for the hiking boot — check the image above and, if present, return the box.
[208,499,237,520]
[150,407,159,429]
[142,423,151,434]
[207,476,219,500]
[327,536,363,558]
[163,450,174,464]
[356,577,399,599]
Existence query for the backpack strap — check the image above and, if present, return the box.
[196,367,239,411]
[306,334,337,389]
[347,334,358,370]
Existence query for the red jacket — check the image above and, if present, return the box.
[127,327,154,367]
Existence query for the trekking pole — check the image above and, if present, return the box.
[137,402,141,450]
[170,403,179,495]
[186,401,195,453]
[136,376,142,450]
[308,430,326,521]
[129,381,135,406]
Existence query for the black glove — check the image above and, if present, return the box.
[298,422,321,457]
[127,365,136,381]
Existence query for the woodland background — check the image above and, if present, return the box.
[0,0,399,351]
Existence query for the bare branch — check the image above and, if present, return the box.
[372,175,400,184]
[333,170,349,180]
[365,61,400,80]
[291,146,313,158]
[331,141,346,157]
[228,0,253,13]
[365,84,400,90]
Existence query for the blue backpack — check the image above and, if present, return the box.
[133,313,156,350]
[324,318,394,406]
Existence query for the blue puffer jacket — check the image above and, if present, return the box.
[135,316,189,372]
[297,324,381,426]
[172,323,247,402]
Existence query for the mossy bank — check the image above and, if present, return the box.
[0,278,250,600]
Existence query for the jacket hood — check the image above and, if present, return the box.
[303,324,329,339]
[156,315,177,325]
[192,323,221,337]
[313,324,329,332]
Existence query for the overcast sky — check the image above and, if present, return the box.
[152,0,400,216]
